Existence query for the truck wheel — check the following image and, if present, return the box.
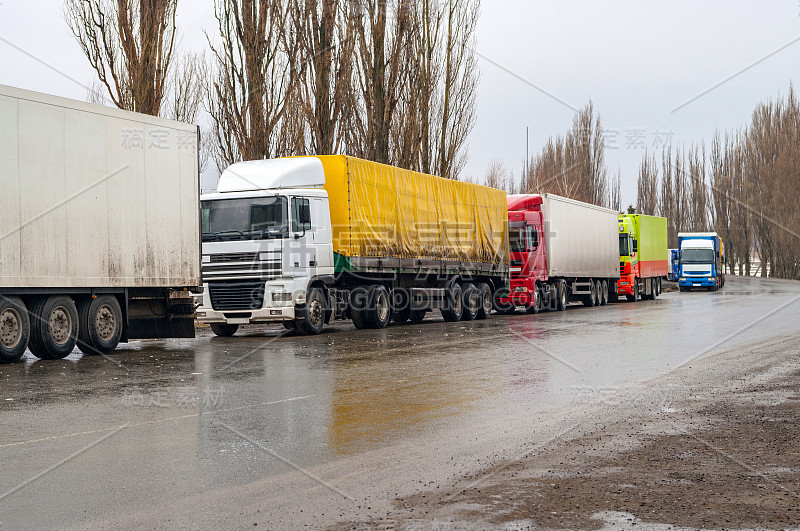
[627,280,639,302]
[651,279,659,300]
[0,296,30,364]
[600,280,609,305]
[583,280,597,307]
[210,323,239,337]
[369,285,392,329]
[350,287,370,329]
[555,281,568,311]
[77,295,122,355]
[526,286,542,314]
[461,283,480,321]
[442,283,464,322]
[299,288,326,335]
[475,283,492,320]
[28,296,79,360]
[410,310,426,323]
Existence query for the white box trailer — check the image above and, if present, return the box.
[540,194,620,279]
[0,84,201,363]
[536,194,620,309]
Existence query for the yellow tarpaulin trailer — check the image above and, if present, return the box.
[310,155,509,273]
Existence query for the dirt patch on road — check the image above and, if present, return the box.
[395,369,800,529]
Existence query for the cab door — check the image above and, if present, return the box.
[285,196,315,278]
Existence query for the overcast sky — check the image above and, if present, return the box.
[2,1,799,207]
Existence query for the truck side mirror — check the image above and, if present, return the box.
[632,239,638,253]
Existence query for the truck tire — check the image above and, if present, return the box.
[583,280,597,307]
[555,280,568,311]
[461,283,479,321]
[475,283,492,320]
[298,288,326,335]
[366,285,392,329]
[626,280,639,302]
[28,295,79,360]
[600,280,609,305]
[77,295,123,355]
[350,287,370,329]
[410,310,426,323]
[0,296,30,364]
[526,286,542,314]
[651,279,659,300]
[441,283,464,322]
[210,323,239,337]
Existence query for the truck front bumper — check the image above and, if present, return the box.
[679,277,717,288]
[497,281,537,307]
[616,275,635,295]
[196,305,297,324]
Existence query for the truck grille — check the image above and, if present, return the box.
[202,252,281,282]
[208,282,265,311]
[510,260,523,278]
[210,252,259,263]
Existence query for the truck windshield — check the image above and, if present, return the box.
[619,235,630,256]
[201,196,288,242]
[509,228,526,253]
[681,248,714,264]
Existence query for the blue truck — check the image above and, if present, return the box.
[677,232,725,292]
[668,249,680,281]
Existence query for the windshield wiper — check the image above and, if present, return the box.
[202,230,247,242]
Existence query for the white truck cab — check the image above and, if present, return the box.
[196,158,334,335]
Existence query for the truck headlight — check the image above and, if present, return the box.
[272,293,293,302]
[680,277,686,282]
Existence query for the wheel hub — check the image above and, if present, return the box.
[309,299,323,325]
[1,308,22,349]
[95,305,117,341]
[49,307,71,345]
[377,293,390,322]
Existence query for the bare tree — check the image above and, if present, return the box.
[520,102,609,207]
[636,149,659,215]
[207,0,301,169]
[290,0,358,155]
[65,0,178,115]
[348,0,413,164]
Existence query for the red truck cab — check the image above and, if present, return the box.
[496,195,548,311]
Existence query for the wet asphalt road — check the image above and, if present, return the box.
[1,275,800,529]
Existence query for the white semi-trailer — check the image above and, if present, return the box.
[497,194,621,312]
[0,85,201,363]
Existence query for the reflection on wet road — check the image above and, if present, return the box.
[1,276,799,528]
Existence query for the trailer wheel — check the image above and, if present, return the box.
[298,288,326,335]
[441,283,464,322]
[0,296,30,364]
[475,283,492,320]
[583,280,597,307]
[76,295,122,355]
[210,323,239,337]
[600,280,609,305]
[461,283,479,321]
[28,296,79,360]
[555,281,568,311]
[410,310,426,323]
